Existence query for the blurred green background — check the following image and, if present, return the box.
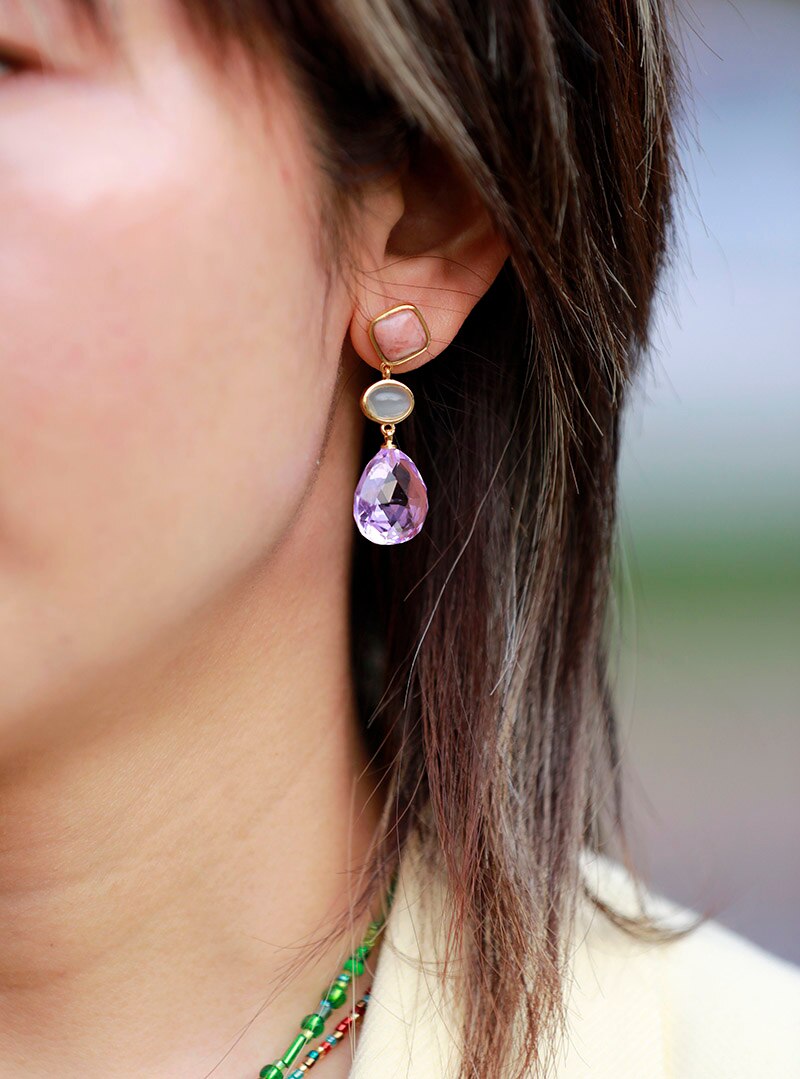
[614,0,799,962]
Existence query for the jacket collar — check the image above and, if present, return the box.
[351,843,668,1078]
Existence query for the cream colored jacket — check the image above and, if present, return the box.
[350,846,800,1078]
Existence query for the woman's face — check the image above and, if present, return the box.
[0,2,358,743]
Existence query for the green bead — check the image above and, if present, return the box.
[301,1012,325,1037]
[343,956,365,976]
[356,944,371,959]
[326,982,347,1008]
[259,1064,284,1079]
[282,1034,308,1067]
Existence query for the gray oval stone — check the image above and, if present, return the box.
[360,379,415,423]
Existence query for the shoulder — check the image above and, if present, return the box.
[560,854,800,1079]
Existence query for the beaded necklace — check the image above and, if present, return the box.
[257,877,395,1079]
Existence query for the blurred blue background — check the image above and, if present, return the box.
[616,0,799,962]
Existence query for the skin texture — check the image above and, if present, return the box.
[0,1,506,1075]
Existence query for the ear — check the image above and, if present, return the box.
[347,147,509,374]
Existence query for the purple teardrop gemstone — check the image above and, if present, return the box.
[353,446,428,545]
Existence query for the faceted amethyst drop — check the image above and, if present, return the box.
[353,446,428,545]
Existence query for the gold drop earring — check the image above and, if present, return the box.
[352,304,430,545]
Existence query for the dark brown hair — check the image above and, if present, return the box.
[74,1,679,1075]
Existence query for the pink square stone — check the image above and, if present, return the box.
[371,307,429,363]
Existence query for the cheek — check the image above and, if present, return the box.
[0,73,338,710]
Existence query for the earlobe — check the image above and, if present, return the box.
[350,247,507,373]
[348,190,508,374]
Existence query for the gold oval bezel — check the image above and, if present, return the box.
[360,379,415,424]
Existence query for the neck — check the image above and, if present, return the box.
[0,501,383,1077]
